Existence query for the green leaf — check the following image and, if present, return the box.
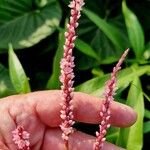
[35,0,52,7]
[83,8,128,50]
[75,38,100,60]
[76,13,129,70]
[90,29,122,64]
[75,29,124,70]
[143,92,150,103]
[91,67,104,77]
[76,53,99,70]
[0,64,16,98]
[144,121,150,134]
[122,1,145,58]
[106,127,119,144]
[106,132,119,144]
[144,41,150,60]
[46,29,64,89]
[144,109,150,120]
[8,44,31,93]
[0,0,62,49]
[76,65,150,97]
[117,77,144,150]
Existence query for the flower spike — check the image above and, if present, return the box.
[59,0,84,148]
[94,49,129,150]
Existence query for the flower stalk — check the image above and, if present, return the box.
[59,0,84,148]
[94,49,129,150]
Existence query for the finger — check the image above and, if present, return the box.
[33,90,136,127]
[43,128,125,150]
[73,92,137,127]
[0,140,9,150]
[0,110,16,150]
[1,90,136,128]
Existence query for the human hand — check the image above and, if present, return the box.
[0,90,136,150]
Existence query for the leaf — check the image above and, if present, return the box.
[143,92,150,103]
[35,0,53,7]
[91,67,104,77]
[76,65,150,97]
[106,127,119,144]
[75,53,99,70]
[90,29,122,64]
[144,41,150,60]
[76,12,129,70]
[8,44,31,93]
[144,121,150,134]
[117,77,144,150]
[75,29,124,70]
[122,1,145,58]
[83,8,128,50]
[46,29,64,89]
[0,64,16,98]
[0,0,62,49]
[75,38,100,61]
[144,109,150,120]
[106,132,119,144]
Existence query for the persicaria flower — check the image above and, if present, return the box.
[94,49,129,150]
[12,125,30,150]
[59,0,84,147]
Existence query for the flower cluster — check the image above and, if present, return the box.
[59,0,84,147]
[12,125,30,150]
[94,49,129,150]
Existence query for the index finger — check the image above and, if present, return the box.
[2,90,136,128]
[29,90,137,127]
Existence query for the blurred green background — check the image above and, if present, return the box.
[0,0,150,149]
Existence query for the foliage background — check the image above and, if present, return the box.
[0,0,150,149]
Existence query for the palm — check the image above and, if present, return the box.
[0,91,136,150]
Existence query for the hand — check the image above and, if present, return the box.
[0,90,136,150]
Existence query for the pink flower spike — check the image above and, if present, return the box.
[12,125,30,150]
[94,49,129,150]
[59,0,84,148]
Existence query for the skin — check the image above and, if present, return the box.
[0,90,137,150]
